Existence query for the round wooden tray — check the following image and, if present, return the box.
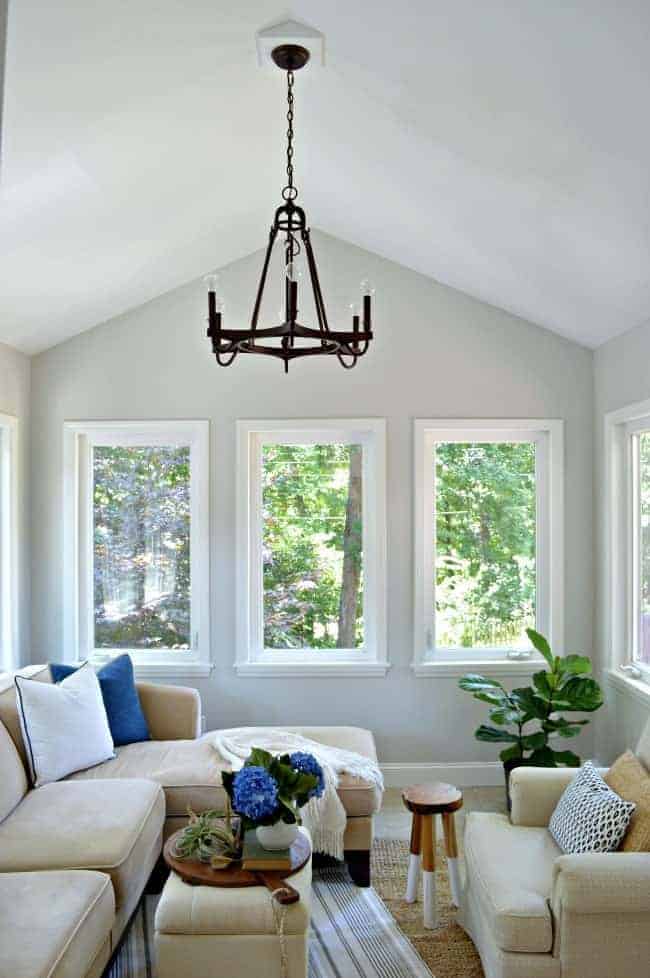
[163,830,311,904]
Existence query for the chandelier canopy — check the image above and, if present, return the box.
[206,44,374,373]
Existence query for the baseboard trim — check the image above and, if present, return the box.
[380,761,504,788]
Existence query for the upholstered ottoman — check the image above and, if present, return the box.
[154,837,311,978]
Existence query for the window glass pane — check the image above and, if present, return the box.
[435,442,536,649]
[93,446,191,650]
[637,432,650,666]
[262,443,364,649]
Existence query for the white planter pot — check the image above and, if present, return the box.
[256,822,299,851]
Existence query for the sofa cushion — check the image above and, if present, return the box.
[0,778,164,913]
[464,811,559,953]
[0,870,114,978]
[0,718,27,822]
[66,735,226,815]
[66,727,382,819]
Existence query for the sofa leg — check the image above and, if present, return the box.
[345,849,370,887]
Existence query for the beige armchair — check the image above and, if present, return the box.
[458,724,650,978]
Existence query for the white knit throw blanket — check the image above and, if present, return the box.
[213,727,384,860]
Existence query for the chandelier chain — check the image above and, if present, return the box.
[283,70,297,200]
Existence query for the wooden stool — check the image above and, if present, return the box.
[402,782,463,929]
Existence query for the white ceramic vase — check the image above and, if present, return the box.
[256,822,299,851]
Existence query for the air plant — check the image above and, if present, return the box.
[171,800,241,868]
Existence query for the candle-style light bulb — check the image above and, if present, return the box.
[360,277,376,298]
[285,260,302,283]
[204,272,220,294]
[349,301,360,317]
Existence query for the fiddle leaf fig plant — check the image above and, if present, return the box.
[459,628,604,768]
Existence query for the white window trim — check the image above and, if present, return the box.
[412,418,564,676]
[0,413,19,671]
[235,419,388,677]
[63,420,212,677]
[604,397,650,703]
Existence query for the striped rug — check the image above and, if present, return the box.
[107,865,433,978]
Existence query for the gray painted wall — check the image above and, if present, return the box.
[594,318,650,761]
[30,231,594,763]
[0,339,30,665]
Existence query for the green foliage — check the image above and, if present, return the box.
[262,443,363,649]
[459,628,604,767]
[93,446,190,649]
[222,748,320,831]
[436,442,536,648]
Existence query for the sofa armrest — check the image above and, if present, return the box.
[552,853,650,914]
[509,767,578,826]
[136,682,201,740]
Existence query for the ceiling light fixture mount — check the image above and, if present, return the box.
[206,42,374,373]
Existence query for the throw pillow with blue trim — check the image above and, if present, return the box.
[50,655,150,747]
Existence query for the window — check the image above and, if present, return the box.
[0,413,18,670]
[63,421,210,676]
[236,420,387,675]
[606,400,650,690]
[413,419,564,674]
[631,428,650,672]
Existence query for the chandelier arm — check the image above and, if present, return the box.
[301,230,330,336]
[250,225,279,331]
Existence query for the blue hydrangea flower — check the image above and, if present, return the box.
[289,752,325,799]
[232,766,279,821]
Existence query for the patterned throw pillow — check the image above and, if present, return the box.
[549,761,636,854]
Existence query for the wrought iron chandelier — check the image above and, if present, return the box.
[206,43,374,373]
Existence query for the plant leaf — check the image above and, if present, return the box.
[459,674,506,693]
[475,724,520,744]
[532,670,553,701]
[511,687,547,720]
[549,749,581,767]
[520,731,547,751]
[527,746,557,767]
[489,707,522,726]
[560,677,604,712]
[560,654,592,676]
[500,745,524,763]
[526,628,554,668]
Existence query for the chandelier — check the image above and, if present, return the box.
[206,43,374,373]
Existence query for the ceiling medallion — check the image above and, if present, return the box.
[206,44,374,373]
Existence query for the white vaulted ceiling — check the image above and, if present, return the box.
[3,1,650,353]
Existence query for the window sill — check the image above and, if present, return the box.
[235,661,391,678]
[412,659,542,677]
[87,657,213,679]
[605,668,650,708]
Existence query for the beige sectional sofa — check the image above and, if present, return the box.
[0,664,382,978]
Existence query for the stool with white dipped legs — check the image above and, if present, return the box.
[402,783,463,929]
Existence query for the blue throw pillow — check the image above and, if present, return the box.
[50,655,150,747]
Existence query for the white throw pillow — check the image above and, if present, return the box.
[549,761,636,854]
[15,664,114,787]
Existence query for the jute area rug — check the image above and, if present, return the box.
[372,837,484,978]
